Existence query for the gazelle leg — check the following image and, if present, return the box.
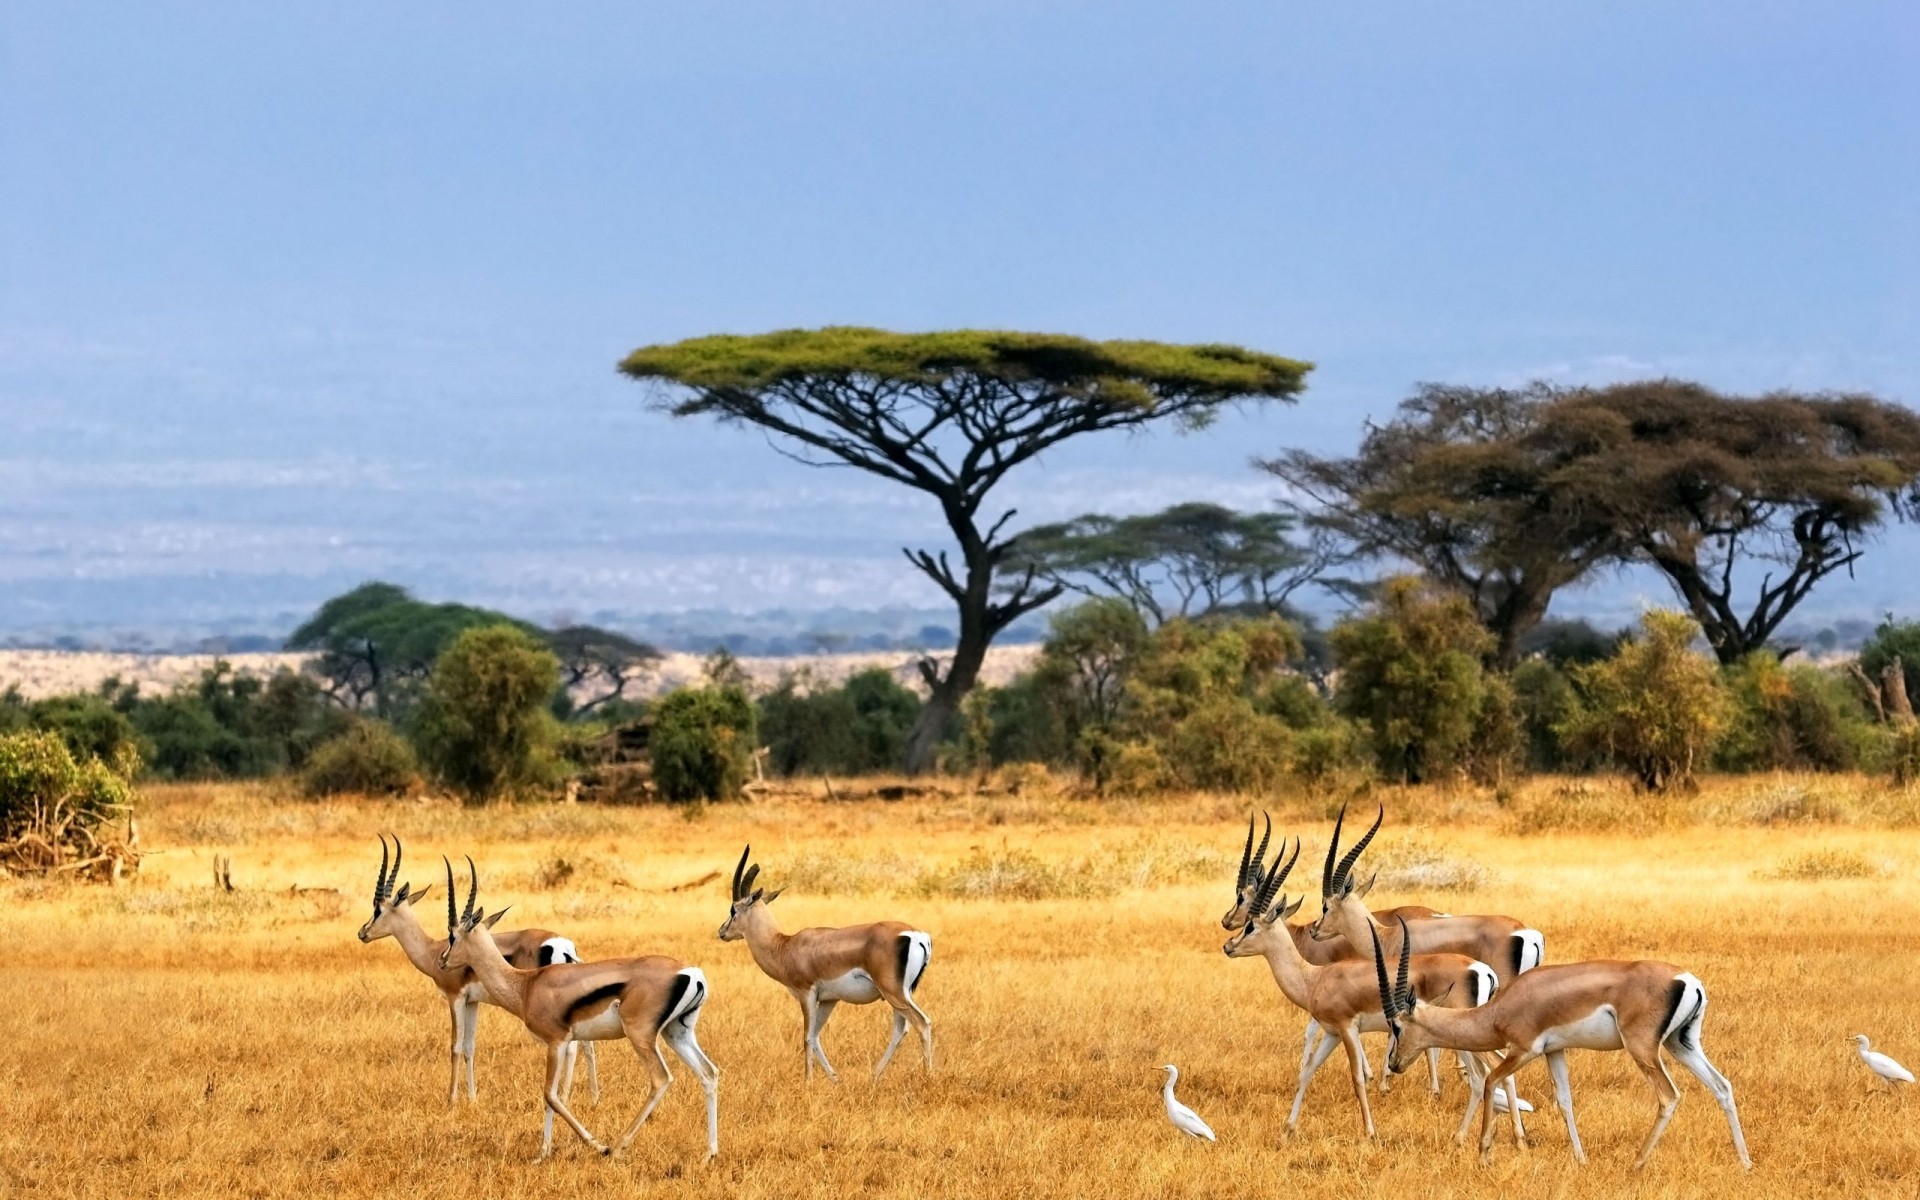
[904,994,934,1070]
[1427,1047,1442,1095]
[585,1041,601,1103]
[1454,1053,1487,1145]
[611,1035,675,1154]
[804,994,841,1082]
[446,997,465,1107]
[1628,1047,1683,1170]
[1288,1027,1344,1131]
[540,1041,606,1158]
[1545,1050,1584,1163]
[559,1040,578,1104]
[662,1020,722,1160]
[1339,1026,1377,1138]
[461,998,481,1101]
[1667,1037,1751,1168]
[874,1010,909,1079]
[1477,1049,1536,1164]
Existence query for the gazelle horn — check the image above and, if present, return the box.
[1321,802,1348,898]
[443,856,457,933]
[463,855,479,924]
[1237,813,1257,889]
[374,834,392,904]
[741,864,760,896]
[1249,811,1272,889]
[1332,804,1384,894]
[1253,836,1300,917]
[732,845,750,901]
[1394,916,1413,1016]
[1370,922,1396,1021]
[390,836,404,898]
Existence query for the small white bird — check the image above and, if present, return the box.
[1854,1035,1915,1087]
[1159,1065,1217,1141]
[1490,1084,1534,1115]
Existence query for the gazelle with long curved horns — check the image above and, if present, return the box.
[1370,917,1751,1169]
[438,857,720,1162]
[1222,837,1501,1138]
[1308,804,1544,984]
[1224,811,1447,1091]
[718,845,933,1081]
[355,835,597,1106]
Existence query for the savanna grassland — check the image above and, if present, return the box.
[2,776,1916,1200]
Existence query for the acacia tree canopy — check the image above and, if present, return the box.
[621,327,1311,773]
[1534,382,1920,663]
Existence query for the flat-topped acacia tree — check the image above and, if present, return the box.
[620,327,1310,774]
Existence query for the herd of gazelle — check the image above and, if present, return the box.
[357,804,1749,1171]
[1225,804,1750,1169]
[357,837,932,1163]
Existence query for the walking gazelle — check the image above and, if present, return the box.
[718,845,933,1081]
[1370,917,1752,1169]
[355,835,596,1105]
[438,857,721,1162]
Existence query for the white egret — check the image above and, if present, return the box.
[1854,1035,1914,1087]
[1159,1065,1217,1141]
[1490,1084,1534,1114]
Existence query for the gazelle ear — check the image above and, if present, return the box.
[1355,872,1377,899]
[399,882,430,904]
[1281,895,1304,919]
[749,888,764,904]
[762,888,783,904]
[483,907,510,928]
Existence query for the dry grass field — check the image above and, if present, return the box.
[2,775,1917,1199]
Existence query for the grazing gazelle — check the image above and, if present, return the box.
[718,845,932,1081]
[1371,918,1751,1170]
[438,858,720,1162]
[1223,837,1501,1139]
[1225,811,1446,1090]
[1309,804,1545,984]
[355,835,597,1105]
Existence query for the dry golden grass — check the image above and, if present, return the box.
[3,775,1918,1199]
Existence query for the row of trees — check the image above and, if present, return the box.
[622,328,1920,773]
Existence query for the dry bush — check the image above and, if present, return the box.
[911,848,1116,900]
[1757,848,1884,881]
[777,849,918,897]
[1505,779,1687,836]
[1365,834,1490,893]
[1709,781,1853,827]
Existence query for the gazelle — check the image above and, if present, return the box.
[1309,804,1544,983]
[717,845,932,1081]
[1222,836,1501,1139]
[1225,812,1447,1091]
[1371,918,1751,1170]
[438,857,720,1162]
[355,835,597,1105]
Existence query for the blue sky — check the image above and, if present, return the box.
[2,3,1915,639]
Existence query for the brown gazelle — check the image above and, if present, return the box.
[1223,837,1501,1138]
[355,835,597,1106]
[437,858,720,1162]
[1371,918,1751,1170]
[1225,812,1446,1092]
[1309,804,1545,984]
[718,845,932,1081]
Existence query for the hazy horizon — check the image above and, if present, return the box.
[5,4,1915,643]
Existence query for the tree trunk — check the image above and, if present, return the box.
[1885,656,1915,727]
[902,552,999,776]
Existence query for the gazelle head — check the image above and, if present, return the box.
[717,845,783,940]
[1371,916,1431,1074]
[1306,802,1381,941]
[437,855,509,971]
[1220,811,1272,929]
[356,833,434,942]
[1222,836,1305,957]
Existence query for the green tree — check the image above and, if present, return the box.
[1264,383,1621,668]
[1856,616,1920,721]
[1560,610,1728,792]
[414,625,562,803]
[758,668,920,777]
[1714,654,1865,773]
[1535,384,1920,664]
[548,625,662,718]
[650,686,758,802]
[0,729,137,876]
[288,582,538,716]
[1330,576,1498,783]
[1004,503,1349,624]
[621,327,1309,773]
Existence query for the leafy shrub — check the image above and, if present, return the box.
[413,625,563,803]
[1510,658,1591,772]
[759,667,919,776]
[300,721,419,798]
[1288,719,1371,790]
[1330,577,1497,783]
[1715,654,1867,772]
[1559,610,1728,792]
[0,729,138,877]
[649,685,758,803]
